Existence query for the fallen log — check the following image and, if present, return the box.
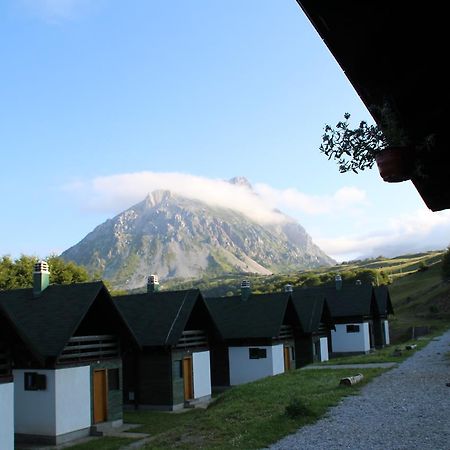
[339,373,364,386]
[405,344,417,350]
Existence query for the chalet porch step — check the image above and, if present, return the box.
[90,419,124,436]
[184,395,212,409]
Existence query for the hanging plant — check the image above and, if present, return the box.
[319,106,430,182]
[320,112,387,174]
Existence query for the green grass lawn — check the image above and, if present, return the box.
[320,336,433,365]
[122,368,385,450]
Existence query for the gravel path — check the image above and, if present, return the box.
[267,330,450,450]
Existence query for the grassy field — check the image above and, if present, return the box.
[387,261,450,341]
[321,332,444,365]
[124,368,385,450]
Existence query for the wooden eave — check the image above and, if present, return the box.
[296,1,450,211]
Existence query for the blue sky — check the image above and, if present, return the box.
[1,0,449,262]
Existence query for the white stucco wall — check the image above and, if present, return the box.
[14,366,91,437]
[384,320,390,345]
[229,344,284,385]
[319,337,329,362]
[272,344,284,375]
[331,322,370,353]
[55,366,91,435]
[0,382,14,450]
[14,369,57,435]
[192,351,211,399]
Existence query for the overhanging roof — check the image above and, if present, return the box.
[114,289,203,347]
[296,1,449,211]
[205,293,290,340]
[0,281,109,361]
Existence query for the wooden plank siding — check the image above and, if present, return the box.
[59,335,119,364]
[175,330,208,349]
[137,351,173,407]
[294,335,315,368]
[275,325,294,340]
[210,343,230,388]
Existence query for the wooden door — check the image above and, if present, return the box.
[283,346,291,371]
[93,369,108,424]
[183,357,193,400]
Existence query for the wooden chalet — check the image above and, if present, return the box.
[297,281,393,355]
[0,261,134,445]
[0,308,18,450]
[321,282,381,355]
[290,290,334,367]
[205,285,300,388]
[114,285,216,410]
[373,286,394,347]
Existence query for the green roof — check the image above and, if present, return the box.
[296,285,377,319]
[205,293,290,340]
[114,289,203,347]
[0,281,108,360]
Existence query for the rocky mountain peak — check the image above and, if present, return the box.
[143,190,174,208]
[228,176,253,189]
[61,183,335,290]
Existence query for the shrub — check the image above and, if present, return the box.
[285,398,316,419]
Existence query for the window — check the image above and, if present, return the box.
[346,325,360,333]
[108,368,120,391]
[24,372,46,391]
[249,348,267,359]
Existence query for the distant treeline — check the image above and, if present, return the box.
[164,268,390,298]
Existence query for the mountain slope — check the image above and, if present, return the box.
[61,188,334,290]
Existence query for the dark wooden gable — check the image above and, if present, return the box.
[175,294,216,351]
[0,281,116,367]
[374,286,394,318]
[114,289,205,348]
[0,308,38,377]
[291,291,335,336]
[57,284,136,366]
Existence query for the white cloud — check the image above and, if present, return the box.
[254,183,368,215]
[65,172,371,225]
[64,171,288,224]
[316,208,450,261]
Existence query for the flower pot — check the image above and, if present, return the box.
[375,146,415,183]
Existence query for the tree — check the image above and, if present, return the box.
[0,255,91,290]
[47,255,90,284]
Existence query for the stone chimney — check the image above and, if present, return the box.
[147,274,160,293]
[241,279,251,301]
[33,261,50,297]
[284,284,293,293]
[335,274,342,290]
